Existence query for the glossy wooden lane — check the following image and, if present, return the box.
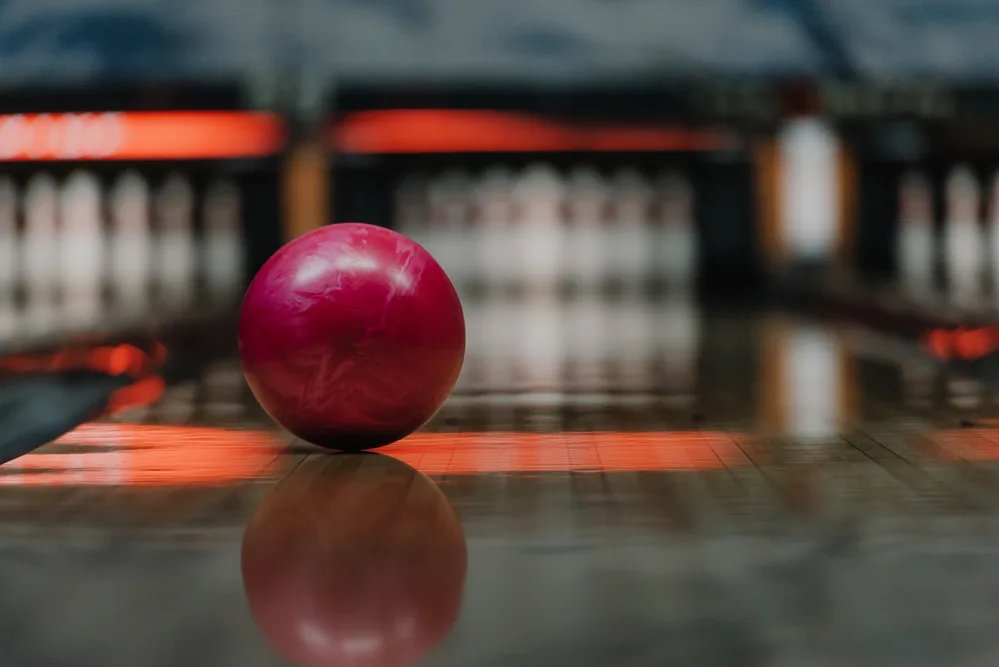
[2,306,999,666]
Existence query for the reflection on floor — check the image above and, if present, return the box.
[5,303,999,666]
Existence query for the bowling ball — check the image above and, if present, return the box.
[239,223,465,451]
[241,453,467,667]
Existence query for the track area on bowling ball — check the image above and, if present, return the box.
[5,307,999,665]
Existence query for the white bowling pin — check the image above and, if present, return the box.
[655,172,697,292]
[777,118,840,266]
[479,298,517,392]
[0,178,17,339]
[426,169,472,292]
[155,174,197,311]
[513,164,565,295]
[452,296,479,394]
[203,179,245,304]
[564,167,608,294]
[943,165,983,308]
[59,170,105,330]
[988,172,999,302]
[610,168,652,295]
[474,167,515,294]
[564,295,607,392]
[516,294,566,393]
[109,171,152,319]
[897,171,936,300]
[612,294,656,391]
[21,173,60,335]
[394,174,430,251]
[657,294,700,397]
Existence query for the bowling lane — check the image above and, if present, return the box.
[5,302,999,665]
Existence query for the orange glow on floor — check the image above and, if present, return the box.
[381,431,756,474]
[0,424,285,487]
[927,428,999,461]
[0,427,755,486]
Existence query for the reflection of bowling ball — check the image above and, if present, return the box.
[241,454,467,667]
[239,223,465,451]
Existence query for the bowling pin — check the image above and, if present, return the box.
[564,167,608,294]
[655,171,697,292]
[454,296,490,394]
[943,165,983,309]
[155,174,197,312]
[59,170,105,330]
[777,118,840,266]
[474,166,515,294]
[478,297,518,392]
[21,173,60,336]
[564,294,607,392]
[516,293,566,394]
[988,172,999,302]
[897,171,936,301]
[109,171,153,319]
[426,169,472,293]
[202,179,245,304]
[393,174,430,252]
[609,168,653,295]
[0,177,17,339]
[611,294,657,392]
[451,297,478,394]
[513,164,565,296]
[465,168,515,392]
[656,294,700,398]
[422,174,444,268]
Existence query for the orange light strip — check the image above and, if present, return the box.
[331,109,733,154]
[0,111,286,161]
[0,427,755,486]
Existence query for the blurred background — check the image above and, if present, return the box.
[1,0,998,410]
[6,0,999,453]
[0,0,995,326]
[3,0,998,398]
[7,3,999,666]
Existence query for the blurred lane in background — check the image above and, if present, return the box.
[3,2,999,666]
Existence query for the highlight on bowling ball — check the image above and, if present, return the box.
[241,453,468,667]
[239,223,466,451]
